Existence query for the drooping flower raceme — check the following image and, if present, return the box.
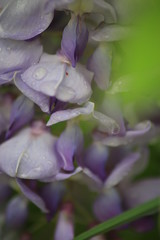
[0,0,160,238]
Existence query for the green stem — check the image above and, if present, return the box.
[74,198,160,240]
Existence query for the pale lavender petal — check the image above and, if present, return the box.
[47,102,94,126]
[21,54,66,96]
[54,203,74,240]
[41,167,82,182]
[83,143,108,181]
[61,15,88,67]
[0,128,31,177]
[90,235,106,240]
[87,44,112,90]
[56,125,83,171]
[93,189,122,222]
[105,152,140,188]
[55,63,93,104]
[97,121,154,146]
[0,128,60,179]
[101,97,126,136]
[93,0,117,23]
[5,196,28,228]
[15,74,50,113]
[0,0,54,40]
[91,24,130,42]
[0,72,13,85]
[0,38,42,75]
[17,179,48,213]
[6,95,34,139]
[93,111,120,135]
[124,178,160,208]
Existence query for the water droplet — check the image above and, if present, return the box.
[33,67,47,80]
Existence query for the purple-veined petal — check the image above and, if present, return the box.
[47,102,94,126]
[17,179,48,213]
[105,152,140,188]
[21,54,66,97]
[91,24,130,42]
[0,126,60,180]
[83,143,108,181]
[54,203,74,240]
[56,125,83,171]
[93,189,122,222]
[124,178,160,208]
[6,95,34,139]
[15,74,50,113]
[0,0,54,40]
[0,38,42,76]
[55,63,93,104]
[61,15,88,67]
[5,196,28,228]
[87,44,112,90]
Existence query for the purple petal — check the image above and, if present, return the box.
[124,178,160,208]
[47,102,94,126]
[0,127,60,180]
[15,74,50,113]
[41,182,65,220]
[132,216,154,233]
[56,125,83,171]
[61,15,88,67]
[0,38,42,76]
[87,44,112,90]
[93,189,122,222]
[91,24,130,42]
[6,95,34,139]
[0,0,54,40]
[5,196,28,228]
[105,152,140,188]
[54,203,74,240]
[0,182,12,204]
[17,179,48,213]
[83,143,108,181]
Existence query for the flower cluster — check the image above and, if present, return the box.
[0,0,160,239]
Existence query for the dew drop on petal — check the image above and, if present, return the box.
[33,67,47,80]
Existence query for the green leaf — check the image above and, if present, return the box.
[74,198,160,240]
